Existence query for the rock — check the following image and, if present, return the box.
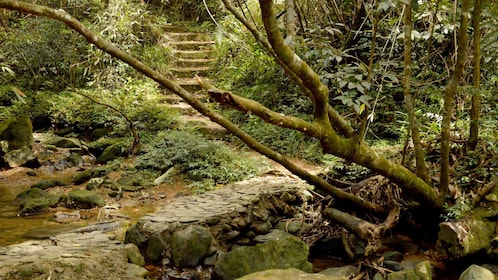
[43,136,81,148]
[459,264,495,280]
[17,189,60,215]
[52,210,81,223]
[96,143,128,164]
[68,189,105,208]
[237,268,342,280]
[55,153,84,170]
[0,114,33,151]
[72,167,109,185]
[124,243,145,267]
[319,265,356,278]
[436,219,495,258]
[171,225,213,267]
[253,229,291,243]
[214,232,313,280]
[2,145,37,168]
[386,260,431,280]
[86,177,104,190]
[31,179,67,190]
[19,197,51,215]
[15,187,48,202]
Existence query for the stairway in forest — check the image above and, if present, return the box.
[160,25,227,138]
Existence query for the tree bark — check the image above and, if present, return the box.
[468,0,481,150]
[403,0,431,184]
[440,0,470,198]
[285,0,296,45]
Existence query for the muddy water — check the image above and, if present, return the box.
[0,167,184,246]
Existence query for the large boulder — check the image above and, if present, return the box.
[238,268,346,280]
[214,231,313,280]
[386,260,431,280]
[459,264,495,280]
[0,114,33,151]
[170,225,213,268]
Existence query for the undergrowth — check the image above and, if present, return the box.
[135,130,269,193]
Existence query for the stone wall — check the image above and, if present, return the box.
[125,176,313,268]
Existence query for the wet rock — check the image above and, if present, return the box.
[31,178,67,190]
[237,268,338,280]
[15,187,48,202]
[52,210,81,223]
[0,114,33,151]
[214,232,313,279]
[171,225,213,268]
[19,197,51,215]
[253,229,289,243]
[319,265,356,278]
[459,264,495,280]
[67,189,105,208]
[23,223,82,239]
[72,167,109,185]
[2,145,37,168]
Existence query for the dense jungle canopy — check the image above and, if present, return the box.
[0,0,497,262]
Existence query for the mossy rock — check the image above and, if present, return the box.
[15,187,47,202]
[18,193,61,215]
[19,198,50,215]
[31,179,67,190]
[68,189,105,209]
[72,167,109,185]
[215,231,313,279]
[0,114,33,151]
[170,225,213,268]
[95,143,129,164]
[42,136,81,148]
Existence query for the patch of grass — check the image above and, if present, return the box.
[135,130,268,191]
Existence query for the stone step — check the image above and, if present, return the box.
[176,58,215,68]
[170,66,213,77]
[178,115,228,139]
[159,24,187,33]
[168,40,215,51]
[174,49,213,59]
[166,32,213,41]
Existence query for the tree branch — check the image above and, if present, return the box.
[259,0,329,123]
[0,0,379,212]
[222,0,354,138]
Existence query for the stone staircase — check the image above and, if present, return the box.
[160,25,227,138]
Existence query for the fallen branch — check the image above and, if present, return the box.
[324,204,400,256]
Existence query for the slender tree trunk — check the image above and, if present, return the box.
[285,0,296,45]
[403,0,431,184]
[468,0,481,150]
[440,0,471,198]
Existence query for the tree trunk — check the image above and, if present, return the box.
[440,0,470,198]
[285,0,296,45]
[468,0,482,150]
